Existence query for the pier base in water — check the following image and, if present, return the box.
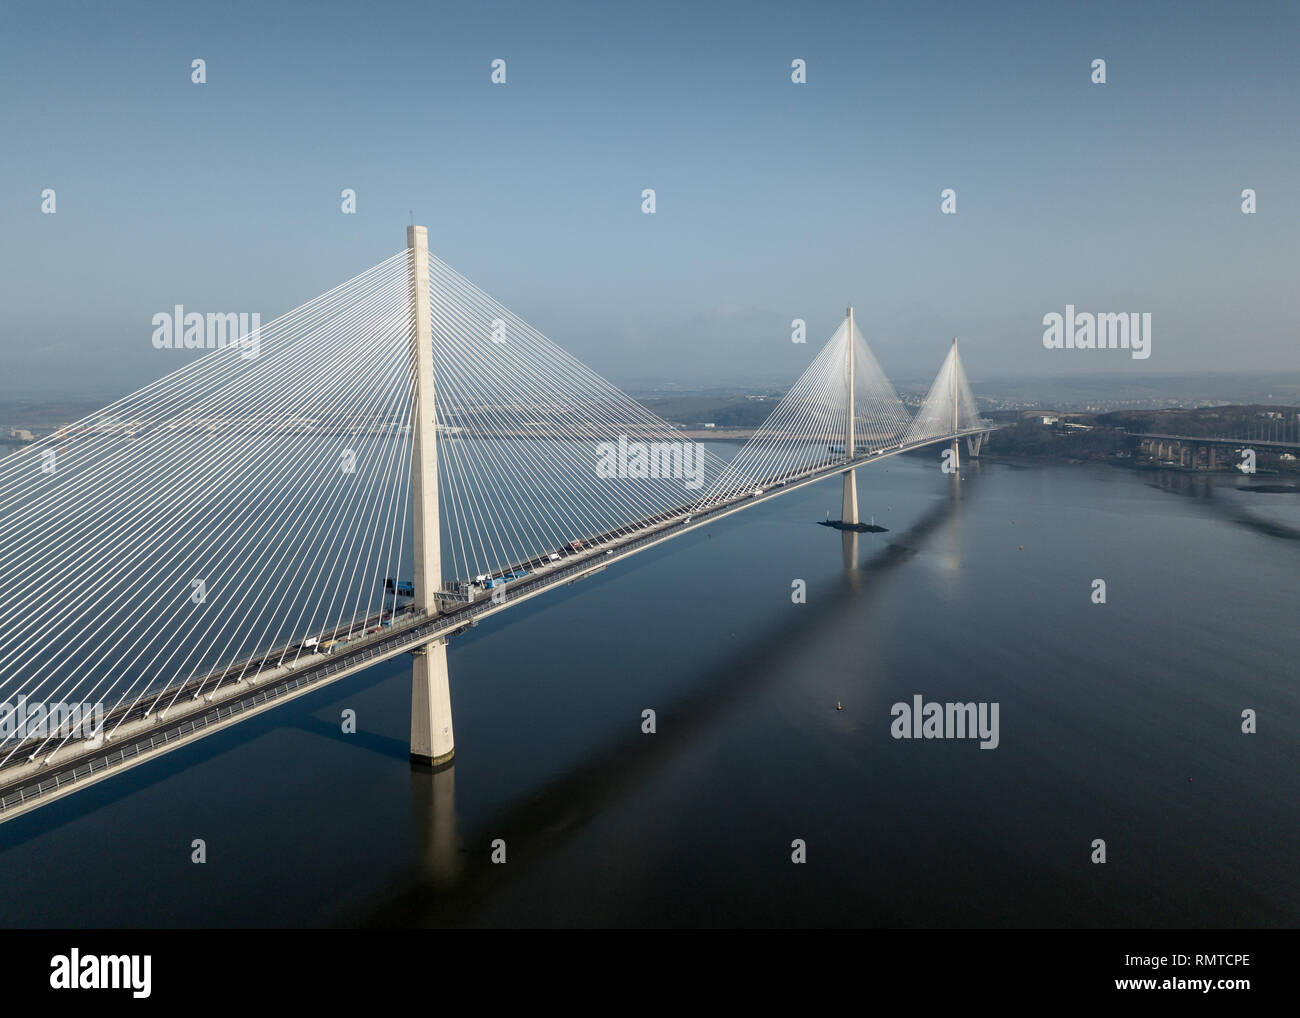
[411,639,454,766]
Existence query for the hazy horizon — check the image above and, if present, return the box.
[2,0,1296,396]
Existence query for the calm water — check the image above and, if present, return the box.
[0,456,1295,927]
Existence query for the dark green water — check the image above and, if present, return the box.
[0,457,1295,927]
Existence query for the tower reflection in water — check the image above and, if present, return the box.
[409,760,461,888]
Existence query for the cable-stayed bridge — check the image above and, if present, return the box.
[0,226,993,823]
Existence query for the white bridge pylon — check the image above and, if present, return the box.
[693,309,981,518]
[906,337,980,456]
[895,332,985,469]
[695,308,912,511]
[0,234,985,789]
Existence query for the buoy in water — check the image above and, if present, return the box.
[1018,545,1023,551]
[835,701,844,712]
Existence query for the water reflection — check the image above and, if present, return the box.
[346,470,979,926]
[841,530,859,584]
[409,762,461,888]
[1147,467,1300,540]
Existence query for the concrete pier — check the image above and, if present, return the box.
[407,224,454,766]
[842,306,859,525]
[411,639,455,766]
[842,469,859,526]
[949,337,961,473]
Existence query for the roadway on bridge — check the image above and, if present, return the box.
[1132,432,1300,450]
[0,427,992,822]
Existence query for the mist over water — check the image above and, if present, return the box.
[0,455,1295,927]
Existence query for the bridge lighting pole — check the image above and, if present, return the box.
[949,337,961,473]
[841,306,859,525]
[407,225,454,767]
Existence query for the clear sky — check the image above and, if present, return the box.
[1,0,1296,393]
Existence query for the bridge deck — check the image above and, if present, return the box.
[0,427,992,823]
[1133,432,1300,450]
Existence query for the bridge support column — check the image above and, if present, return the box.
[411,639,454,766]
[949,338,961,475]
[842,468,858,526]
[408,223,454,765]
[1208,445,1216,469]
[841,305,859,525]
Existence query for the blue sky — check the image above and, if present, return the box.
[1,0,1296,392]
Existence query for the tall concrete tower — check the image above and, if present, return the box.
[407,225,454,766]
[841,306,859,525]
[949,337,961,473]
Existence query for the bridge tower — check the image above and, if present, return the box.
[407,225,455,767]
[948,337,961,473]
[841,306,859,525]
